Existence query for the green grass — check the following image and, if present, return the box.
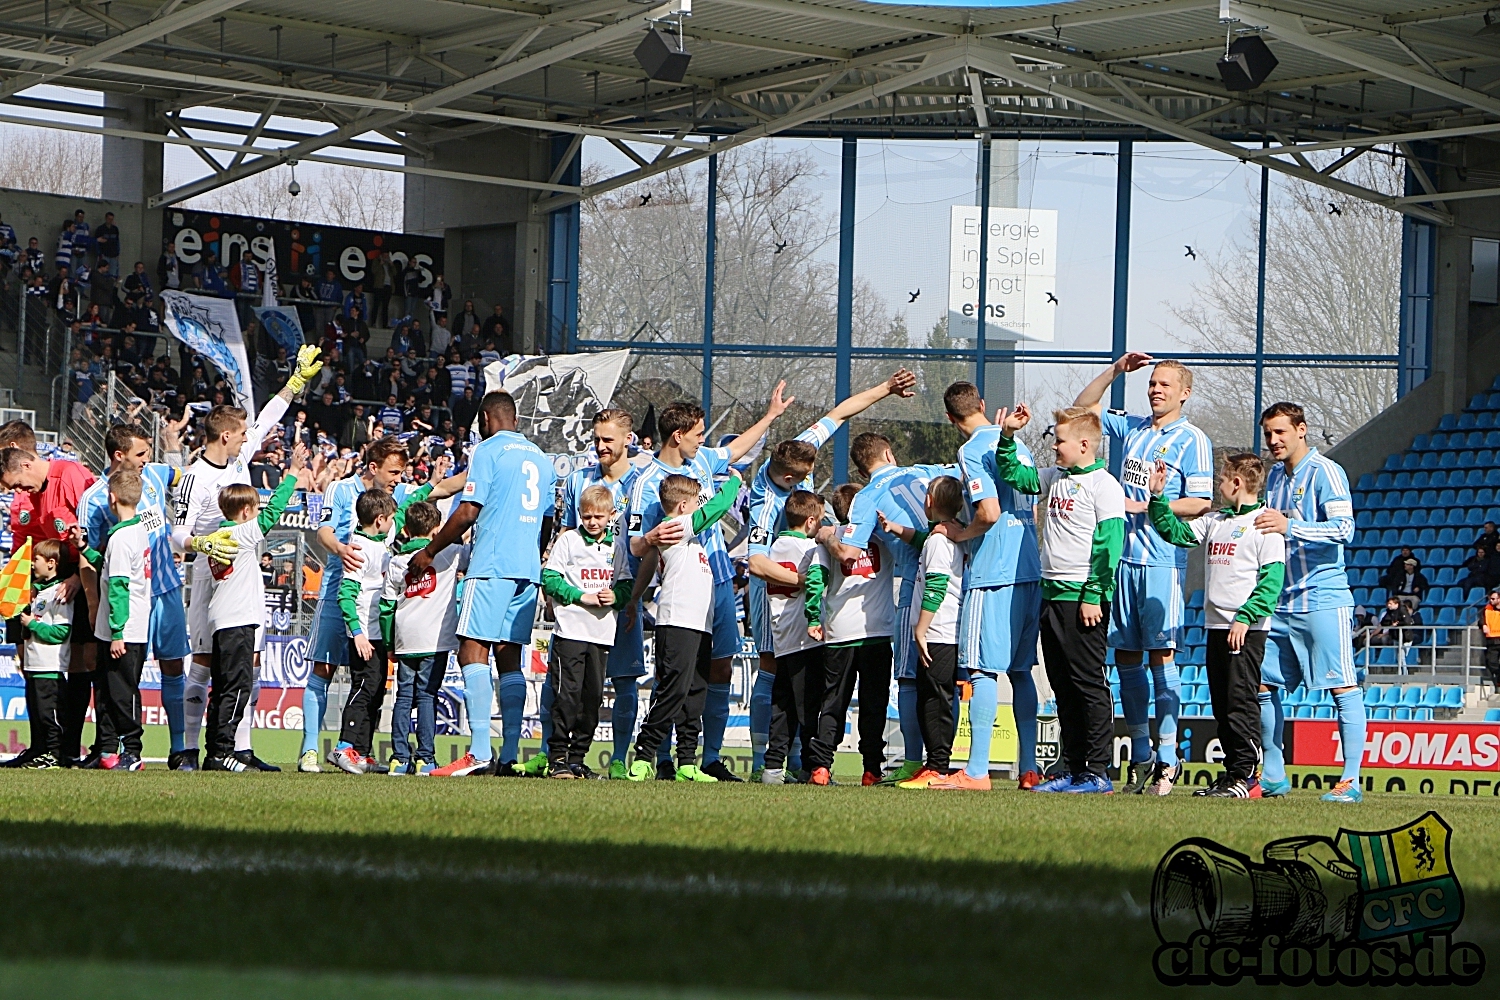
[0,773,1496,997]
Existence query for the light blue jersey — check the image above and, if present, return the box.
[956,424,1040,590]
[629,445,735,584]
[1265,448,1355,613]
[1101,410,1214,567]
[464,430,551,582]
[79,462,183,595]
[745,417,838,557]
[842,462,953,603]
[316,474,420,600]
[558,461,642,575]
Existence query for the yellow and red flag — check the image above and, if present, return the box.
[0,539,32,618]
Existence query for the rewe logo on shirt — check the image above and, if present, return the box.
[404,568,436,599]
[768,561,800,597]
[841,546,880,578]
[579,567,614,584]
[1208,541,1238,557]
[1048,496,1076,518]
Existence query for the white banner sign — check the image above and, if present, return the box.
[948,205,1058,343]
[160,291,254,406]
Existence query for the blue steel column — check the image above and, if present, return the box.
[834,136,856,483]
[702,150,717,414]
[546,135,581,354]
[1252,149,1269,453]
[1108,139,1133,476]
[975,137,992,394]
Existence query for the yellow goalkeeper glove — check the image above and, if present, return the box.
[190,529,239,564]
[285,344,324,395]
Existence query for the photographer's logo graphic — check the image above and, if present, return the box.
[1152,812,1484,986]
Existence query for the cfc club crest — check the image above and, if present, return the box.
[1152,812,1482,987]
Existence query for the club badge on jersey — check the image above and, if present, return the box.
[749,525,771,549]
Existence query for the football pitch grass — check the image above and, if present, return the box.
[0,772,1494,999]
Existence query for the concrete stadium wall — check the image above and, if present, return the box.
[0,186,157,271]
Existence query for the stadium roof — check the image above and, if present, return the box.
[2,0,1498,222]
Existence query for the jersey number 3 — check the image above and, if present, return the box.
[520,460,541,511]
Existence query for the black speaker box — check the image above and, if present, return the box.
[635,27,691,83]
[1217,35,1278,91]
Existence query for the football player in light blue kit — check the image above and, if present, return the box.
[300,436,423,771]
[1075,353,1213,794]
[1257,401,1365,803]
[530,408,643,779]
[744,370,916,777]
[78,422,192,767]
[630,389,790,780]
[830,432,949,784]
[928,381,1042,790]
[410,390,551,777]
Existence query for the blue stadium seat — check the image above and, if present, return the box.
[1435,566,1456,586]
[1402,453,1422,470]
[1187,590,1204,609]
[1185,627,1205,646]
[1480,412,1498,429]
[1419,490,1438,507]
[1358,473,1376,490]
[1489,430,1500,447]
[1457,452,1477,469]
[1377,472,1395,489]
[1415,708,1434,721]
[1465,587,1485,604]
[1383,455,1401,471]
[1352,549,1372,567]
[1395,707,1413,721]
[1436,606,1458,626]
[1373,706,1392,720]
[1458,412,1477,430]
[1467,470,1487,487]
[1442,686,1465,710]
[1354,588,1371,607]
[1421,686,1445,709]
[1364,685,1385,707]
[1440,414,1459,431]
[1315,706,1335,720]
[1180,702,1199,718]
[1479,488,1496,504]
[1438,527,1457,545]
[1421,453,1439,469]
[1380,529,1398,546]
[1486,708,1500,723]
[1458,488,1476,505]
[1414,433,1432,451]
[1356,511,1373,530]
[1419,528,1438,544]
[1410,508,1429,527]
[1439,488,1457,506]
[1439,452,1458,469]
[1392,509,1410,527]
[1380,678,1403,700]
[1395,472,1413,488]
[1480,452,1497,469]
[1400,685,1425,708]
[1470,394,1488,410]
[1468,509,1487,526]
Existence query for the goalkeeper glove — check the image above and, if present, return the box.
[285,344,324,395]
[190,529,239,564]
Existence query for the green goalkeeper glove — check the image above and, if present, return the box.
[190,529,239,564]
[285,344,324,395]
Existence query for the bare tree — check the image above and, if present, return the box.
[0,126,101,197]
[172,160,403,230]
[1167,153,1402,450]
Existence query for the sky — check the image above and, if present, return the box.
[9,83,1267,414]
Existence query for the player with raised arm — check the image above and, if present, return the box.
[1256,402,1365,803]
[743,370,915,780]
[628,387,791,781]
[170,344,324,771]
[1074,353,1213,795]
[298,437,461,773]
[411,391,551,778]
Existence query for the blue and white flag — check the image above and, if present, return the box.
[160,291,254,407]
[253,305,305,356]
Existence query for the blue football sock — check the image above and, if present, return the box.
[1008,668,1038,775]
[1334,689,1367,783]
[657,739,673,765]
[965,673,998,779]
[897,679,923,763]
[749,670,774,771]
[538,674,554,758]
[788,734,803,773]
[335,740,352,751]
[611,680,638,765]
[300,672,329,756]
[461,663,494,762]
[702,683,731,764]
[1118,662,1151,763]
[1152,661,1181,768]
[1258,689,1285,784]
[160,672,186,753]
[498,671,526,763]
